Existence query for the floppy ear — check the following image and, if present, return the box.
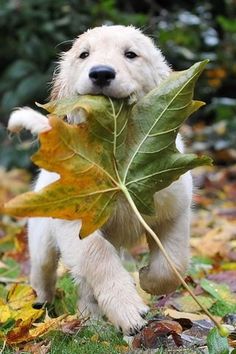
[50,62,63,100]
[50,50,71,100]
[151,46,172,86]
[50,74,61,100]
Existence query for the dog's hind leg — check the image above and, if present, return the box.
[139,174,192,295]
[139,211,190,295]
[28,218,59,304]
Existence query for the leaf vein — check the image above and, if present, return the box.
[123,71,199,183]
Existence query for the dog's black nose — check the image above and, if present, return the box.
[89,65,116,87]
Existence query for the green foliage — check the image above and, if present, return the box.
[201,279,236,317]
[0,125,37,170]
[207,327,229,354]
[54,274,77,315]
[0,258,21,279]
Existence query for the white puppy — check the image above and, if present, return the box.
[8,25,192,335]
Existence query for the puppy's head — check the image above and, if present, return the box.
[51,25,171,102]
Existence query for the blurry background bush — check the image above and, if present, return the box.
[0,0,235,170]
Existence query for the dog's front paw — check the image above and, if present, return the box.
[8,107,51,134]
[113,298,148,335]
[97,286,149,335]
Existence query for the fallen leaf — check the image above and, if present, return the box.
[132,319,182,349]
[181,319,215,347]
[28,314,67,339]
[0,304,11,323]
[208,270,236,292]
[191,222,235,259]
[164,308,213,322]
[0,168,30,204]
[200,279,236,305]
[169,294,215,313]
[22,340,51,354]
[60,317,84,335]
[7,283,37,310]
[6,318,33,344]
[0,284,44,344]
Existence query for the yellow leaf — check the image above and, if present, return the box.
[0,284,44,344]
[7,284,38,310]
[0,304,11,323]
[29,314,66,339]
[172,294,215,313]
[164,308,220,322]
[12,303,43,322]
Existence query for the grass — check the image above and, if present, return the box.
[1,325,127,354]
[48,274,129,353]
[47,325,128,354]
[0,274,129,353]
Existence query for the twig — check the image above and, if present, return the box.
[0,277,26,284]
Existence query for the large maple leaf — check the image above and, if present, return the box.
[3,61,212,237]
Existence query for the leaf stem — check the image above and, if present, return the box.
[122,186,223,331]
[0,340,6,354]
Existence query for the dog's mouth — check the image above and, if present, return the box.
[76,82,137,101]
[76,89,137,104]
[67,91,137,125]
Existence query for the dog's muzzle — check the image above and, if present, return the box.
[89,65,116,87]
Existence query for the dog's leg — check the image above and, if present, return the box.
[78,277,102,319]
[139,174,192,295]
[8,108,51,134]
[54,220,148,335]
[139,211,190,295]
[28,218,58,304]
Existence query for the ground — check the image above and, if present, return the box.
[0,161,236,353]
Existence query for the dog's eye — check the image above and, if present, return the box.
[79,51,89,59]
[125,51,138,59]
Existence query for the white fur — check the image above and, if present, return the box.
[8,107,51,134]
[8,25,192,335]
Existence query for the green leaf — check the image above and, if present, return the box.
[172,294,215,313]
[207,327,229,354]
[3,61,212,236]
[210,300,236,317]
[122,60,211,213]
[0,318,16,334]
[200,279,236,305]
